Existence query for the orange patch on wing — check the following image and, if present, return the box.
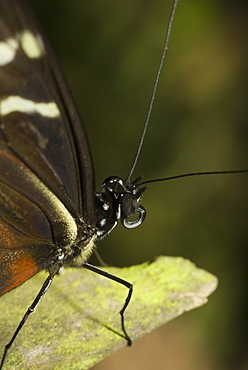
[0,249,40,296]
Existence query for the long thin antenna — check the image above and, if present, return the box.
[137,169,248,187]
[126,0,179,182]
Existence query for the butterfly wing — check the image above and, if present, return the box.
[0,176,54,296]
[0,0,96,295]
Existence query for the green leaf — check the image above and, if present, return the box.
[0,256,217,369]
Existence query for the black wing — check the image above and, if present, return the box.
[0,0,96,294]
[0,0,96,223]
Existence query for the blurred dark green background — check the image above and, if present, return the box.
[28,1,248,369]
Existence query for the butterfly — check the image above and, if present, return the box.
[0,0,163,366]
[1,0,248,369]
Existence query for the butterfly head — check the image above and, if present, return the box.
[95,176,147,239]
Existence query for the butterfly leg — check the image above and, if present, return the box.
[82,262,133,346]
[0,274,54,370]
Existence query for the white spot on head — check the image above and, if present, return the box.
[103,203,109,210]
[0,38,18,66]
[20,30,44,59]
[0,96,60,118]
[99,219,107,227]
